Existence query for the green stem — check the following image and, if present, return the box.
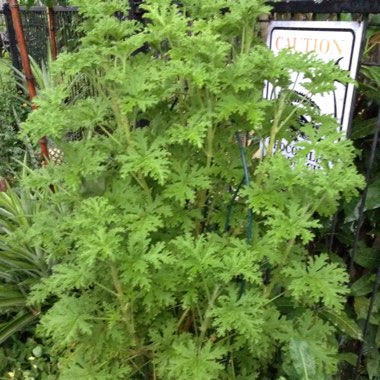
[95,281,119,297]
[206,124,215,169]
[202,273,211,301]
[267,93,286,155]
[267,88,313,156]
[263,291,285,306]
[205,90,215,169]
[110,97,132,146]
[177,307,191,330]
[198,285,220,345]
[240,24,246,55]
[239,20,254,55]
[110,264,136,341]
[133,174,152,201]
[98,124,122,147]
[196,304,204,326]
[244,22,254,54]
[263,238,295,298]
[153,361,157,380]
[195,92,215,236]
[230,354,236,380]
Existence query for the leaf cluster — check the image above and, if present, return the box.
[14,0,366,378]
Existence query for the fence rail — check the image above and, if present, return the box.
[268,0,380,14]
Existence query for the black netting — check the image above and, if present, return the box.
[21,9,48,65]
[54,9,81,54]
[2,5,80,70]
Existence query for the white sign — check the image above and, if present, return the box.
[266,21,364,133]
[264,21,364,168]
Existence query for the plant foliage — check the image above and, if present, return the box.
[0,61,28,180]
[332,27,380,377]
[15,0,365,378]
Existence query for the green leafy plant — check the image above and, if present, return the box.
[0,167,61,379]
[0,337,58,380]
[334,59,380,378]
[0,175,54,345]
[17,0,364,378]
[0,60,28,180]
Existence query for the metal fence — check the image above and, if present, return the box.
[268,0,380,14]
[1,4,79,70]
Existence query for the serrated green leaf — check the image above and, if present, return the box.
[283,254,349,310]
[40,295,94,346]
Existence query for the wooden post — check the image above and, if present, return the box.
[47,6,58,60]
[8,0,49,161]
[8,0,36,99]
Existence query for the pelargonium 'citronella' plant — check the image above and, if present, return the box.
[19,0,363,378]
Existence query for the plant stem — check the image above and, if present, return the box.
[110,264,136,342]
[177,307,191,330]
[195,91,215,236]
[205,90,215,169]
[267,93,286,155]
[263,291,285,306]
[133,174,152,201]
[198,285,220,345]
[110,96,132,146]
[267,88,312,156]
[201,273,211,301]
[263,238,295,298]
[206,124,215,169]
[240,24,246,55]
[153,361,157,380]
[95,281,119,297]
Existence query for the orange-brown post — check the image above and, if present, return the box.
[47,6,58,60]
[8,0,49,160]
